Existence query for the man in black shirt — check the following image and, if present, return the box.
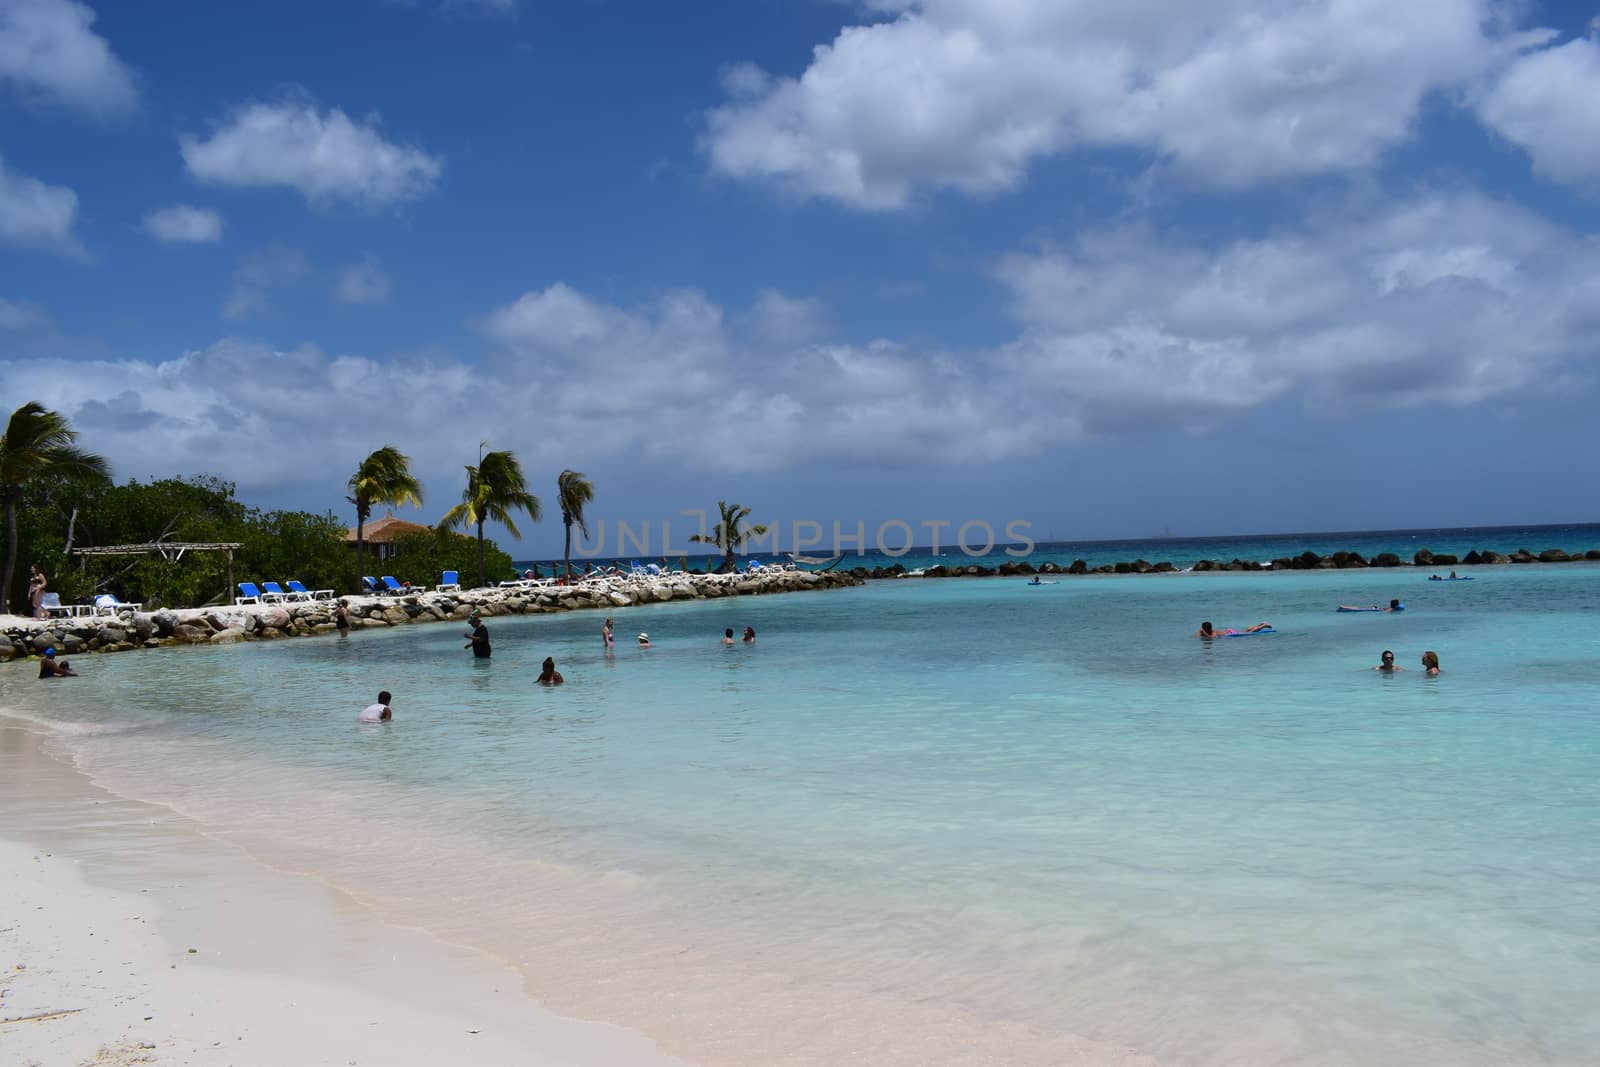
[465,620,491,658]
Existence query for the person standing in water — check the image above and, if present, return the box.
[1420,651,1441,676]
[722,628,735,645]
[334,599,350,636]
[742,626,756,643]
[1373,650,1404,672]
[536,657,564,685]
[602,617,614,650]
[465,618,491,658]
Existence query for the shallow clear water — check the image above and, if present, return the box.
[6,565,1600,1065]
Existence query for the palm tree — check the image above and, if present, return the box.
[688,500,768,573]
[346,445,424,585]
[557,469,594,580]
[1,402,111,615]
[439,446,541,589]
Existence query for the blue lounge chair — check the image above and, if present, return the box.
[362,576,381,594]
[236,582,264,605]
[286,579,332,600]
[380,575,405,594]
[260,581,302,603]
[436,570,461,592]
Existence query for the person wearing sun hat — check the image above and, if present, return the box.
[637,632,651,648]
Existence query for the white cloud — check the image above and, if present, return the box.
[0,296,49,333]
[994,190,1600,419]
[335,257,393,304]
[703,0,1551,208]
[181,99,443,207]
[224,245,310,320]
[1476,35,1600,187]
[143,204,222,244]
[0,155,83,256]
[0,0,138,115]
[2,191,1594,490]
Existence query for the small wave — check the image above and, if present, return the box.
[0,706,170,738]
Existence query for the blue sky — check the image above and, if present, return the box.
[2,0,1598,557]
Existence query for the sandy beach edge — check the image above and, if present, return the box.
[0,721,692,1067]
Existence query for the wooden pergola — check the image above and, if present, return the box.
[71,542,245,598]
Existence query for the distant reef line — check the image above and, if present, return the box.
[846,545,1600,579]
[2,569,860,664]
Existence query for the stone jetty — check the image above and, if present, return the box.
[3,569,860,663]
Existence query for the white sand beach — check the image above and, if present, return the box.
[0,727,689,1067]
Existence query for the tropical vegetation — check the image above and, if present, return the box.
[1,402,111,615]
[557,469,594,579]
[689,500,769,573]
[438,447,541,589]
[347,445,424,586]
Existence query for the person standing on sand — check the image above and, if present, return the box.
[359,691,392,721]
[465,619,491,658]
[28,564,47,619]
[334,600,350,636]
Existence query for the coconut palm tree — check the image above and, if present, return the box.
[439,446,541,589]
[688,500,768,573]
[346,445,424,585]
[1,402,111,615]
[557,469,594,580]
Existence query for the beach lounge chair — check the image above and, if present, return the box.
[39,592,78,618]
[93,593,143,615]
[261,581,304,603]
[362,576,381,595]
[380,575,406,595]
[436,570,461,592]
[286,580,332,600]
[236,582,264,605]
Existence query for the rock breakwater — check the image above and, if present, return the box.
[3,569,859,663]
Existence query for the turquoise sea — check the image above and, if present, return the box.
[5,561,1600,1065]
[522,520,1600,575]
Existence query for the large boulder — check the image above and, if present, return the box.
[1539,548,1571,562]
[1370,553,1402,567]
[209,627,247,645]
[153,609,179,636]
[259,607,292,629]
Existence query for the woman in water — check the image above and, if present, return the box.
[742,626,756,643]
[602,617,614,650]
[1420,651,1441,676]
[536,657,564,685]
[1196,621,1272,638]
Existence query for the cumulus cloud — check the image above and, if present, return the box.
[224,245,310,320]
[1476,34,1600,187]
[2,192,1594,491]
[181,98,443,207]
[144,204,223,244]
[994,190,1600,419]
[335,257,393,304]
[703,0,1551,207]
[0,155,83,256]
[0,0,138,115]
